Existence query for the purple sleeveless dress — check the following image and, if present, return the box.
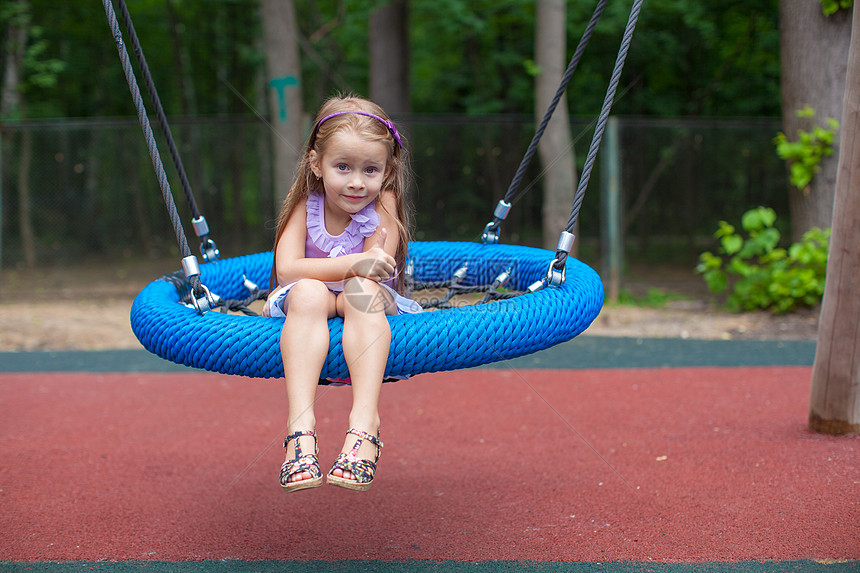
[265,192,421,318]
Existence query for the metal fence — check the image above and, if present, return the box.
[0,115,786,272]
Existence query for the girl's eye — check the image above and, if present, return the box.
[336,164,349,171]
[365,167,378,175]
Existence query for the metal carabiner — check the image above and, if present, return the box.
[181,255,219,313]
[482,221,501,245]
[189,282,220,313]
[527,257,566,293]
[193,217,220,262]
[481,200,512,245]
[546,258,566,287]
[200,237,220,262]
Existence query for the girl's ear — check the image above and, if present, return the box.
[308,150,321,179]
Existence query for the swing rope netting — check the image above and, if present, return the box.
[105,0,643,379]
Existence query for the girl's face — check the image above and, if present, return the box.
[310,130,390,224]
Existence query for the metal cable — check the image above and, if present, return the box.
[565,0,643,234]
[553,0,644,269]
[115,0,202,222]
[495,0,609,220]
[102,0,205,295]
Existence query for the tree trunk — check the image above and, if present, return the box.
[536,0,578,251]
[369,0,410,115]
[261,0,303,205]
[780,0,852,241]
[257,51,274,235]
[2,0,35,268]
[1,3,27,118]
[809,5,860,436]
[17,128,36,268]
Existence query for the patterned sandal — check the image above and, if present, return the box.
[279,430,323,493]
[326,429,383,491]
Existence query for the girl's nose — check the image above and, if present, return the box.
[349,174,365,189]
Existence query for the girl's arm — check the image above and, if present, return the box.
[275,197,396,286]
[350,190,399,281]
[363,189,401,260]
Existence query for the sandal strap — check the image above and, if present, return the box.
[284,430,318,456]
[327,428,382,484]
[281,430,321,485]
[346,428,383,451]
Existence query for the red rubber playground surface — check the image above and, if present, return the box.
[1,360,858,566]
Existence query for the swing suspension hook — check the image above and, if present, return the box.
[181,256,219,313]
[528,231,575,292]
[192,216,220,262]
[481,200,512,245]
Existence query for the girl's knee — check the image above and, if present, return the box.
[286,279,333,314]
[340,278,394,316]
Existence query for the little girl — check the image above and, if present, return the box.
[264,94,420,493]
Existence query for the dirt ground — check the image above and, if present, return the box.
[0,258,819,352]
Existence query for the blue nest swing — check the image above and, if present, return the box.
[130,242,604,379]
[106,0,642,380]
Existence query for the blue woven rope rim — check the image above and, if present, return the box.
[130,241,604,379]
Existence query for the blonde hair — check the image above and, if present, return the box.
[271,94,413,293]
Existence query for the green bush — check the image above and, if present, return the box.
[697,207,830,313]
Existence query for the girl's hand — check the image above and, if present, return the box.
[351,228,395,283]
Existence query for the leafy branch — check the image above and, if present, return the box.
[773,106,839,194]
[819,0,853,16]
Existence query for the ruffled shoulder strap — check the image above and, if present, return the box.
[305,191,325,241]
[306,192,380,258]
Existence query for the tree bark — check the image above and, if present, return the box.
[780,0,852,241]
[17,129,36,268]
[809,5,860,436]
[1,7,27,118]
[369,0,410,115]
[261,0,303,206]
[2,0,36,268]
[536,0,578,251]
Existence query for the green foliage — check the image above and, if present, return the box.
[603,0,781,117]
[4,0,263,119]
[0,1,66,116]
[523,59,542,78]
[819,0,853,15]
[697,207,830,313]
[410,0,536,114]
[5,0,785,119]
[22,27,66,90]
[773,107,839,193]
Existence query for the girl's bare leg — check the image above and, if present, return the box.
[281,279,337,484]
[332,277,395,480]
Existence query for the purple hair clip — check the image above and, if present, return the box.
[311,110,403,149]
